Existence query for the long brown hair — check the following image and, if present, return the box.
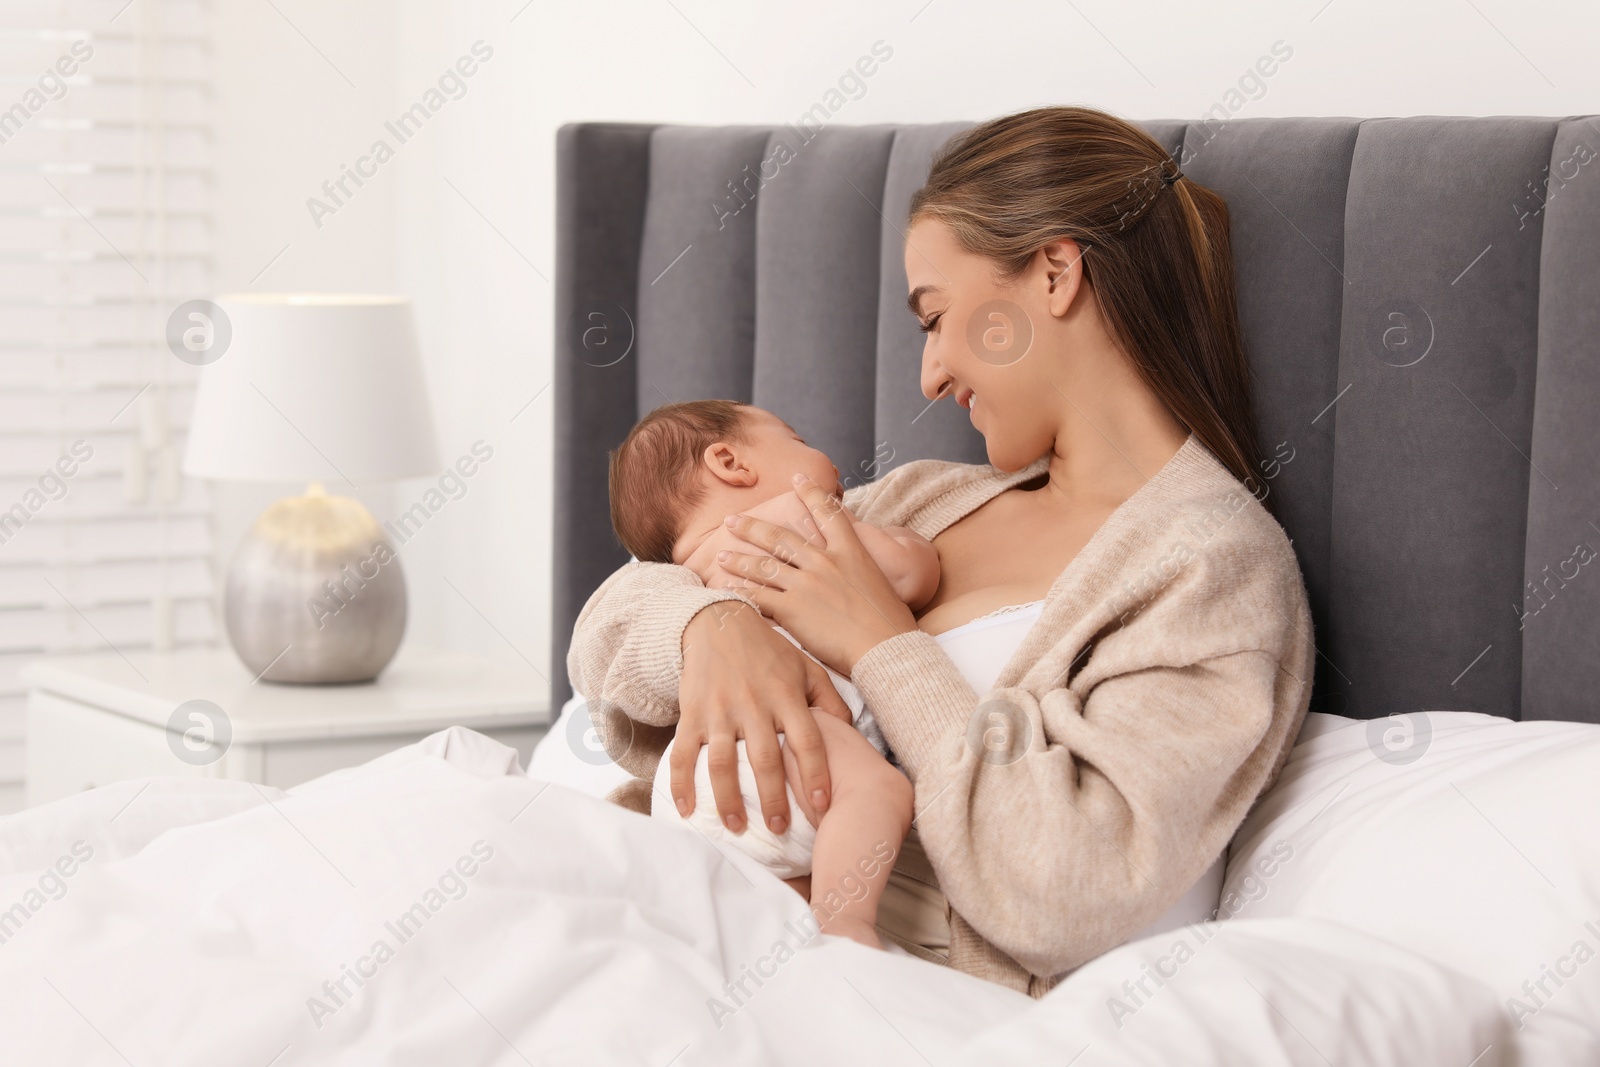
[908,106,1270,506]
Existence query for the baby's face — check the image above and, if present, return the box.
[738,409,842,498]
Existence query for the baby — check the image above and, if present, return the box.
[608,399,939,948]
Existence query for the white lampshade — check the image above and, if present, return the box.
[183,294,441,484]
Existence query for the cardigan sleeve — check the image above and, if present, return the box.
[565,562,745,729]
[849,602,1309,979]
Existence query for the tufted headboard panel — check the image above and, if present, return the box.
[552,114,1600,724]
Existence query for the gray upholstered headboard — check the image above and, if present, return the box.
[552,115,1600,725]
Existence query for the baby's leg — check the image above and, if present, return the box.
[781,709,913,950]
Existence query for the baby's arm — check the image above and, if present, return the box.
[850,521,941,612]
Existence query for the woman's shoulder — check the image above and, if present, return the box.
[1135,438,1298,564]
[844,456,1048,528]
[1101,438,1311,654]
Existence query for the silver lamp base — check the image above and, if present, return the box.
[224,484,406,684]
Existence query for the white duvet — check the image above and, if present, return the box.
[0,725,1515,1065]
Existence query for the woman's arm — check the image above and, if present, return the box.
[717,475,1313,978]
[849,634,1302,978]
[566,477,896,830]
[570,562,850,833]
[565,561,744,749]
[566,479,894,728]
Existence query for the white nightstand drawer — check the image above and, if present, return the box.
[27,692,222,801]
[23,648,550,808]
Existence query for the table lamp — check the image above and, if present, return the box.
[183,294,441,684]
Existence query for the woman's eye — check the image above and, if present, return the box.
[917,313,943,334]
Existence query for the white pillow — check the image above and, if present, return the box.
[524,693,634,799]
[1223,711,1600,1067]
[954,916,1507,1065]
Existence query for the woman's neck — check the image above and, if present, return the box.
[1035,377,1190,516]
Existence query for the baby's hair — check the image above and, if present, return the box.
[608,399,752,564]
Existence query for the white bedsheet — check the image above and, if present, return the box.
[0,727,1508,1065]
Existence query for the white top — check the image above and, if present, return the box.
[930,597,1226,947]
[931,599,1048,694]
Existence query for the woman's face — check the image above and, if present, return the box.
[903,217,1073,472]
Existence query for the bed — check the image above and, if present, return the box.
[4,114,1600,1064]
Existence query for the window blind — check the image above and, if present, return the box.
[0,0,216,812]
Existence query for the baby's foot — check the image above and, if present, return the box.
[818,913,884,951]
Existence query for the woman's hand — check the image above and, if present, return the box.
[716,473,920,675]
[674,599,852,834]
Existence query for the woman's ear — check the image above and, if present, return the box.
[701,441,759,487]
[1040,237,1088,319]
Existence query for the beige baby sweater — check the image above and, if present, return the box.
[568,435,1315,998]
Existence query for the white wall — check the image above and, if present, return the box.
[214,0,1598,696]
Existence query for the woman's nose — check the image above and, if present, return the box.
[920,352,950,402]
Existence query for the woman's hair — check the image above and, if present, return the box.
[609,398,752,563]
[908,105,1271,506]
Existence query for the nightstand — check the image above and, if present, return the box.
[22,647,550,807]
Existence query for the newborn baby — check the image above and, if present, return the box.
[607,398,938,948]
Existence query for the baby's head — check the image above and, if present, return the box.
[609,400,840,564]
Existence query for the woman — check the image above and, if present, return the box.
[568,105,1314,998]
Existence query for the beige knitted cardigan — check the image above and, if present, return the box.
[568,436,1315,998]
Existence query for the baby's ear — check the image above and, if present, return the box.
[702,441,757,486]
